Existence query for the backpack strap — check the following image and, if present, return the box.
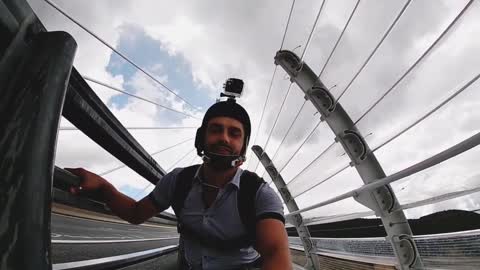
[238,170,266,242]
[171,165,200,218]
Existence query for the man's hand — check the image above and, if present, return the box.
[65,168,110,199]
[64,167,159,225]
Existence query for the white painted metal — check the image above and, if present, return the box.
[286,131,480,217]
[52,237,179,244]
[289,228,480,268]
[52,245,178,270]
[275,50,424,269]
[297,184,480,227]
[59,126,197,131]
[252,145,321,270]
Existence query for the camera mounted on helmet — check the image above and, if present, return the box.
[195,78,251,170]
[220,78,244,100]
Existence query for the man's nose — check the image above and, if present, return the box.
[219,129,230,143]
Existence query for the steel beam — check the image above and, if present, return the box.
[0,22,77,270]
[252,145,320,270]
[62,68,166,184]
[275,50,424,269]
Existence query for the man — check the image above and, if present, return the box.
[67,99,292,270]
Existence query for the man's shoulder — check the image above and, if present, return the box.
[240,169,265,183]
[239,169,269,200]
[240,170,280,201]
[176,164,201,176]
[167,165,201,179]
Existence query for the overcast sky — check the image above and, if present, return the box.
[28,0,480,220]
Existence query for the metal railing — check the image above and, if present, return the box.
[289,229,480,269]
[52,245,178,270]
[53,167,177,224]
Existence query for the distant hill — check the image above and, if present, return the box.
[287,210,480,238]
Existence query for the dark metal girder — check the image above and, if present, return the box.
[0,28,77,270]
[62,68,166,184]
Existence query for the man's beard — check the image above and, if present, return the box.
[203,143,243,171]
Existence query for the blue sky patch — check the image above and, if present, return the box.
[118,184,149,199]
[105,24,212,117]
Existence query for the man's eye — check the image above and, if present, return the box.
[208,127,222,133]
[230,130,241,137]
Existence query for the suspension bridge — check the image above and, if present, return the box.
[1,0,479,269]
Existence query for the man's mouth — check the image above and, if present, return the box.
[212,145,233,154]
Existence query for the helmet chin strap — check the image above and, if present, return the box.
[202,151,245,170]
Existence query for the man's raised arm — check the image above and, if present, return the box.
[66,168,159,225]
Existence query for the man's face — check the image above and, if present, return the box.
[205,116,245,156]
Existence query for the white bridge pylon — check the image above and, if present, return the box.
[253,50,425,270]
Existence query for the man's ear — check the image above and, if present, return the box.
[194,127,205,155]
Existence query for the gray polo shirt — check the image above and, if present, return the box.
[149,165,284,270]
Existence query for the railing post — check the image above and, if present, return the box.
[274,50,424,269]
[252,146,320,270]
[0,12,77,269]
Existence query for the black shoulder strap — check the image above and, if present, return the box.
[238,170,265,240]
[171,165,200,217]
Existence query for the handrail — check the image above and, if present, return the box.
[52,245,178,270]
[287,131,480,217]
[53,167,177,222]
[297,184,480,227]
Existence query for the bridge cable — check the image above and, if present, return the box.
[99,138,193,176]
[261,100,307,179]
[246,0,297,167]
[273,0,412,190]
[44,0,202,113]
[317,0,360,79]
[254,83,294,172]
[84,76,201,120]
[253,0,326,172]
[373,72,480,153]
[292,71,480,198]
[354,0,474,125]
[279,0,297,50]
[286,141,336,188]
[293,164,350,199]
[268,0,397,187]
[335,0,413,102]
[187,153,200,167]
[166,148,197,172]
[132,148,196,199]
[246,66,277,169]
[299,0,326,62]
[262,0,359,179]
[287,0,474,200]
[261,0,359,178]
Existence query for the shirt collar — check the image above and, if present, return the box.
[194,165,243,189]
